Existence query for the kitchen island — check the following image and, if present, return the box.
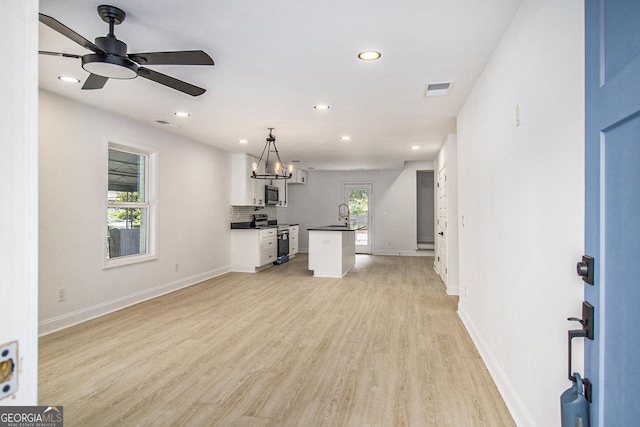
[307,225,359,278]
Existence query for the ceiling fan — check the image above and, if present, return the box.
[39,5,214,96]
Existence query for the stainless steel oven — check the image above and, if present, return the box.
[276,226,289,264]
[277,226,289,257]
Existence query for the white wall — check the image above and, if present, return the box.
[279,161,434,256]
[456,1,584,426]
[0,0,39,405]
[39,91,232,334]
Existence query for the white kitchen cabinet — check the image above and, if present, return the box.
[231,228,277,272]
[289,225,299,256]
[231,153,265,206]
[289,168,307,184]
[253,161,266,206]
[274,178,287,207]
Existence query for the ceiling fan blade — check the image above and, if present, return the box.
[39,50,81,59]
[128,50,214,66]
[82,74,109,90]
[137,67,206,97]
[39,13,103,53]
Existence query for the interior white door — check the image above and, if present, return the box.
[436,166,448,285]
[344,183,373,254]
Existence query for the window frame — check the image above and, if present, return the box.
[104,140,158,269]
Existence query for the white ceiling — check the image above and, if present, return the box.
[38,0,523,170]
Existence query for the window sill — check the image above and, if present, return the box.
[103,253,157,269]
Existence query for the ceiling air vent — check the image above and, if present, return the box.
[154,119,179,127]
[424,81,453,97]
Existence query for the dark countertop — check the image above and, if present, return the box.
[230,221,276,229]
[307,225,365,231]
[230,222,299,229]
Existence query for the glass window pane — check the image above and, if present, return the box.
[348,189,369,245]
[106,207,147,258]
[108,149,145,201]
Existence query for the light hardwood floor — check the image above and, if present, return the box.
[39,254,514,426]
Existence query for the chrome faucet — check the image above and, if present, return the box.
[338,203,350,228]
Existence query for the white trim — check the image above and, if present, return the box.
[457,306,536,427]
[230,263,274,273]
[374,250,434,257]
[39,265,231,336]
[102,253,158,269]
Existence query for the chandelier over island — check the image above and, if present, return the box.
[251,128,293,180]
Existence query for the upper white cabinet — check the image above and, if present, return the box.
[231,153,264,206]
[274,178,287,207]
[289,168,307,184]
[231,153,302,207]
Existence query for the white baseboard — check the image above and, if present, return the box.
[39,265,231,336]
[446,285,459,296]
[457,306,536,427]
[374,249,435,257]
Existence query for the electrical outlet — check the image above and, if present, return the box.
[58,288,66,302]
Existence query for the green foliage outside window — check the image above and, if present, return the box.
[348,189,369,216]
[110,191,141,228]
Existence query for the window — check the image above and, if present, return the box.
[105,142,156,267]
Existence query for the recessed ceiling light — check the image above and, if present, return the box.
[358,51,381,61]
[238,139,248,144]
[174,111,190,117]
[340,136,351,141]
[410,146,420,150]
[58,76,80,84]
[314,104,330,110]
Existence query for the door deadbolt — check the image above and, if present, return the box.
[576,255,594,285]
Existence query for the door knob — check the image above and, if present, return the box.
[566,301,594,402]
[576,255,594,285]
[567,301,594,340]
[576,262,588,276]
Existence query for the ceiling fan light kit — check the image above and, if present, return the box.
[39,4,214,96]
[81,53,138,79]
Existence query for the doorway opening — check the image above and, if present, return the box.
[416,171,435,250]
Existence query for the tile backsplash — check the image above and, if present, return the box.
[230,206,278,223]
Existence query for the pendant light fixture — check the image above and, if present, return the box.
[251,128,293,180]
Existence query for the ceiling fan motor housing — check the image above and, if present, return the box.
[95,35,127,56]
[81,25,139,79]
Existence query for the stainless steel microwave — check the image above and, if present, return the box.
[265,185,279,205]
